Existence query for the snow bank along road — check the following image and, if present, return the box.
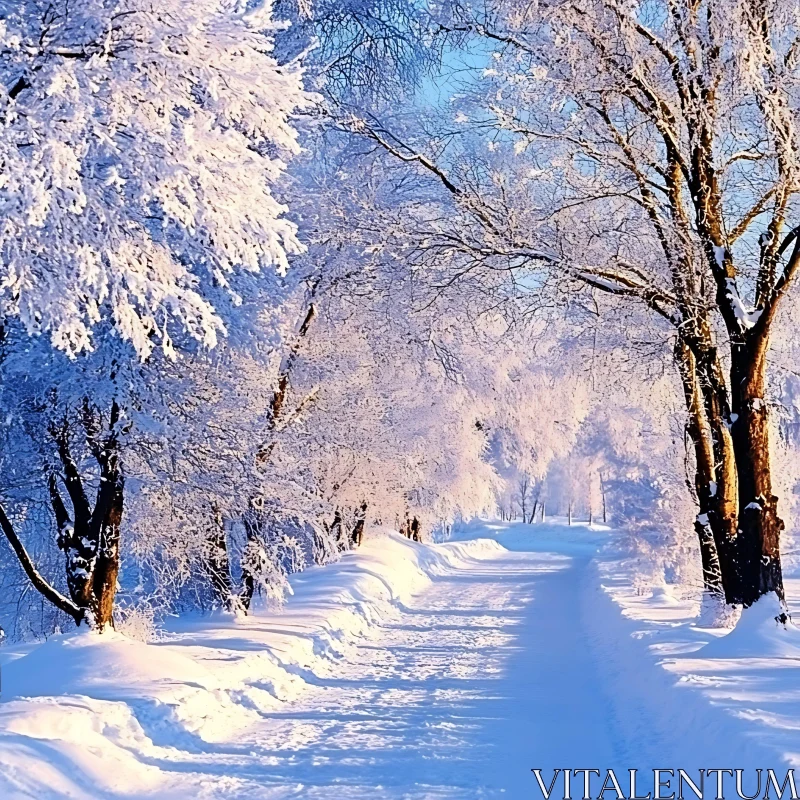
[0,521,797,799]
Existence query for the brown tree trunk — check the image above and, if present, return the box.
[84,423,125,630]
[47,404,126,630]
[730,335,785,607]
[681,323,785,608]
[91,474,123,629]
[682,331,743,603]
[351,502,367,548]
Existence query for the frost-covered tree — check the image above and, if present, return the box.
[342,0,800,609]
[0,0,309,630]
[273,0,433,102]
[0,0,308,357]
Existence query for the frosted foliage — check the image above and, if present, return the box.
[0,0,309,358]
[256,284,501,537]
[241,534,306,605]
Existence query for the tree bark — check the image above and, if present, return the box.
[600,475,607,524]
[240,502,266,611]
[351,502,367,548]
[680,323,786,608]
[729,333,785,607]
[83,415,124,631]
[681,328,743,603]
[675,339,725,598]
[331,508,346,551]
[91,473,123,629]
[39,400,127,630]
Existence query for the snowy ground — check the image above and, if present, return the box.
[0,520,799,798]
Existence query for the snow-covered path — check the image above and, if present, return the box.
[141,546,564,798]
[142,526,779,798]
[224,548,562,798]
[0,522,790,799]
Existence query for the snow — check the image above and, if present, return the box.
[725,279,763,330]
[0,0,309,358]
[0,520,798,798]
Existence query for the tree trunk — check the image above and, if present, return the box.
[681,325,785,608]
[675,339,725,598]
[600,474,607,524]
[692,341,741,604]
[47,404,126,630]
[205,504,233,609]
[240,502,265,611]
[730,335,785,608]
[91,474,123,629]
[351,502,367,548]
[331,508,346,551]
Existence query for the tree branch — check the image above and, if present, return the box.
[0,502,84,625]
[729,187,776,243]
[51,423,92,529]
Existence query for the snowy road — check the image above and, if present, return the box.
[135,544,564,799]
[0,523,788,799]
[218,546,566,799]
[144,524,780,799]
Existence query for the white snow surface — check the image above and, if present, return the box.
[0,521,797,798]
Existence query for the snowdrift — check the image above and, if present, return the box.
[0,531,503,799]
[693,592,800,659]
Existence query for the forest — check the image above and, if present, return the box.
[7,1,800,796]
[2,0,800,643]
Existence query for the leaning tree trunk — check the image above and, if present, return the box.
[730,334,785,607]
